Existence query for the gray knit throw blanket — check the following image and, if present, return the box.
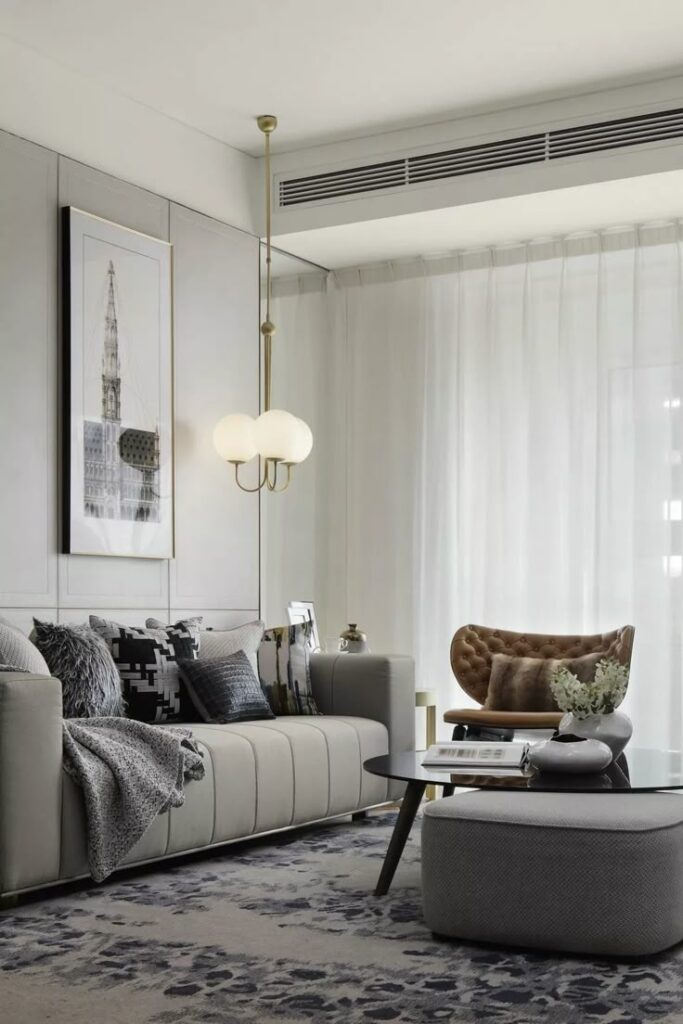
[63,718,205,883]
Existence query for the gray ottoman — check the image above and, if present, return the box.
[422,791,683,956]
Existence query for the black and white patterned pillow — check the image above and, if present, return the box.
[89,616,200,723]
[178,651,275,723]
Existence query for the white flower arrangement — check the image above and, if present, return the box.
[549,657,629,719]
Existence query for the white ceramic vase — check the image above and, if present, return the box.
[558,709,633,760]
[529,737,613,774]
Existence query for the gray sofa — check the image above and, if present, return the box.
[0,652,414,902]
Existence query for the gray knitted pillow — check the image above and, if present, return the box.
[0,617,49,675]
[31,620,125,719]
[179,651,274,723]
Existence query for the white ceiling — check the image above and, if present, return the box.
[1,0,683,155]
[273,170,683,270]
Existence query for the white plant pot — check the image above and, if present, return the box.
[558,710,633,760]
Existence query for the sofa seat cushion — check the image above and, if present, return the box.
[60,716,389,880]
[422,791,683,956]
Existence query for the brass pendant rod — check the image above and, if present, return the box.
[264,332,272,413]
[265,128,272,325]
[257,115,277,415]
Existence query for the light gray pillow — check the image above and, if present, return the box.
[0,617,50,675]
[146,616,203,631]
[32,619,125,718]
[196,620,264,676]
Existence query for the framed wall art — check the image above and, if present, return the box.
[62,207,174,558]
[287,600,320,651]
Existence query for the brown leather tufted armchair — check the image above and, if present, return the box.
[444,623,635,739]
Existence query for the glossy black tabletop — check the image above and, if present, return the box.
[364,748,683,792]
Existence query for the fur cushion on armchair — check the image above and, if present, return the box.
[484,651,602,712]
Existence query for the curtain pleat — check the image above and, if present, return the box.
[266,226,683,747]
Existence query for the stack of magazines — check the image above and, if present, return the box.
[422,741,531,775]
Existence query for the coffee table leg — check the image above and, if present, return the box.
[443,784,454,797]
[375,780,426,897]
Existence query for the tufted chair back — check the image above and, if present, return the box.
[450,624,635,706]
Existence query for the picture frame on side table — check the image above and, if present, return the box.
[287,601,320,652]
[62,207,174,558]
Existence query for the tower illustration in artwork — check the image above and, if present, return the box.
[83,261,160,522]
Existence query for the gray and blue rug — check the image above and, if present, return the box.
[1,811,681,1023]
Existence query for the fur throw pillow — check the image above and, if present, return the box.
[484,651,602,713]
[31,620,125,719]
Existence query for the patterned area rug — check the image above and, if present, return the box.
[1,811,682,1024]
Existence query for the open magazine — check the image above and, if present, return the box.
[422,741,531,772]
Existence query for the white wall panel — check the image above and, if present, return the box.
[0,131,260,629]
[57,608,167,628]
[0,132,58,607]
[57,156,171,611]
[58,557,169,611]
[171,609,260,630]
[58,156,168,239]
[169,205,260,612]
[0,608,57,636]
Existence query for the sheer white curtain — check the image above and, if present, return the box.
[267,226,683,748]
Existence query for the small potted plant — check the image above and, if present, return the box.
[549,657,632,758]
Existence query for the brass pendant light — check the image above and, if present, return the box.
[213,115,313,492]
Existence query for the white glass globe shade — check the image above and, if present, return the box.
[284,418,314,464]
[254,409,301,461]
[213,414,257,463]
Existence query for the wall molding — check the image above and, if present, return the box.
[0,128,260,630]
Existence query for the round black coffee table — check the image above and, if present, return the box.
[364,748,683,896]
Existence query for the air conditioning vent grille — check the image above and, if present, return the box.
[548,106,683,159]
[279,159,406,206]
[278,106,683,208]
[408,133,546,183]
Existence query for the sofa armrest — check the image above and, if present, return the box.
[0,672,63,896]
[310,654,415,800]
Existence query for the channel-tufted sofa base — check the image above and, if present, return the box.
[0,653,415,899]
